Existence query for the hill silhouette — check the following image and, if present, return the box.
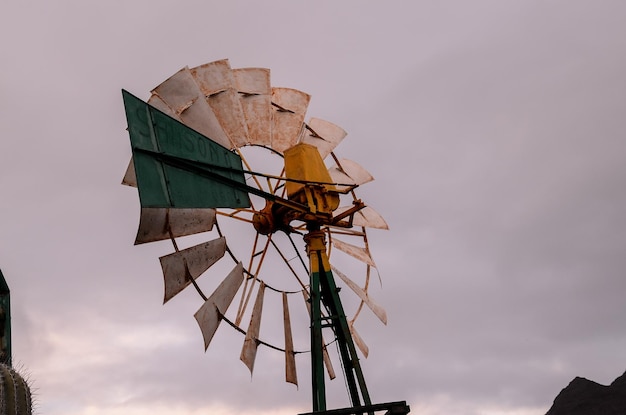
[545,370,626,415]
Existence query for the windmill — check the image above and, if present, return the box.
[122,59,409,415]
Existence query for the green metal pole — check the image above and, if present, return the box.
[0,269,11,366]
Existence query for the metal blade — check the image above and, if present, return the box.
[331,238,377,267]
[332,266,387,325]
[191,60,249,148]
[301,290,336,380]
[301,118,347,159]
[194,262,245,350]
[151,67,232,149]
[328,159,375,190]
[147,94,178,117]
[283,292,298,386]
[233,68,272,146]
[334,205,389,230]
[121,158,137,187]
[349,322,369,358]
[271,87,310,153]
[134,207,216,244]
[159,237,226,303]
[240,282,266,374]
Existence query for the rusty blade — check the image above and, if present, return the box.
[159,237,226,303]
[121,158,137,187]
[147,94,178,117]
[331,238,377,268]
[194,262,245,350]
[271,87,310,153]
[302,118,347,159]
[328,159,375,190]
[349,322,369,358]
[283,292,298,386]
[241,282,266,374]
[332,266,387,325]
[233,68,272,146]
[191,60,249,148]
[134,207,217,244]
[334,205,389,230]
[301,290,336,380]
[151,67,232,149]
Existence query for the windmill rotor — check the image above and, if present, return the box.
[122,58,408,414]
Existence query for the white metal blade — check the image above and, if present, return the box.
[331,238,377,267]
[194,262,245,350]
[151,67,232,149]
[134,207,217,244]
[241,282,266,374]
[147,94,178,118]
[121,158,137,187]
[301,118,347,159]
[334,205,389,230]
[191,60,249,148]
[283,292,297,386]
[332,266,387,325]
[159,237,226,303]
[328,159,375,189]
[271,87,310,153]
[350,322,369,358]
[233,68,272,146]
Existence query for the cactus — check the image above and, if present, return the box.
[0,363,32,415]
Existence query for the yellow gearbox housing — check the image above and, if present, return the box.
[284,143,340,215]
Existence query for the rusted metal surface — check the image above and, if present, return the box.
[194,262,245,350]
[332,266,387,325]
[282,292,298,385]
[191,60,250,148]
[233,68,272,146]
[240,282,265,374]
[159,237,226,303]
[302,118,347,160]
[151,67,232,149]
[331,238,377,267]
[134,207,216,244]
[271,87,310,153]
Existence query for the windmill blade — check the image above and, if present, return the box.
[328,159,375,192]
[151,67,232,149]
[148,94,178,117]
[301,290,336,380]
[191,60,249,148]
[134,207,217,245]
[302,118,347,160]
[331,238,377,268]
[121,158,136,187]
[283,292,298,386]
[334,205,389,230]
[349,322,369,359]
[233,68,272,146]
[241,282,266,374]
[159,237,227,303]
[332,266,387,325]
[194,262,245,350]
[271,87,310,153]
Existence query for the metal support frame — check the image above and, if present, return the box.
[305,228,372,413]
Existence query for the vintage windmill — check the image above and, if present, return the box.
[122,59,409,415]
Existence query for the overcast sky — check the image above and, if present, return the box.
[2,2,626,415]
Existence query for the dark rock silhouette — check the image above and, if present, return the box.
[545,370,626,415]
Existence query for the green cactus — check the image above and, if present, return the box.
[0,362,32,415]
